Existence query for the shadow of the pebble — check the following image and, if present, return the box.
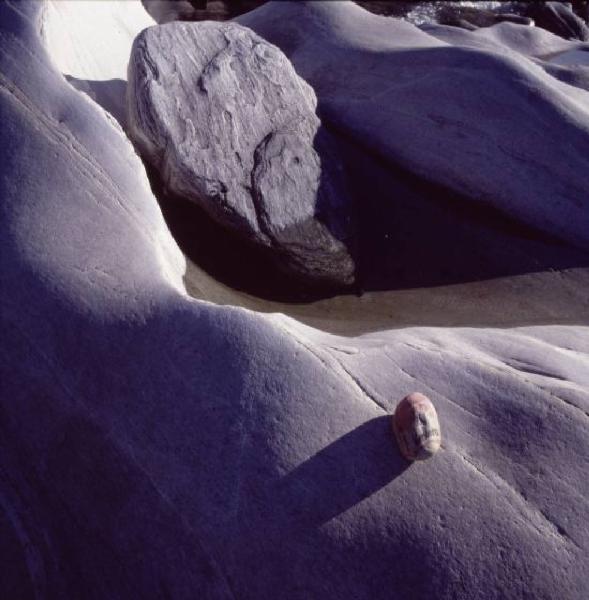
[263,416,409,531]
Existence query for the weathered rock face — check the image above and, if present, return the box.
[127,21,355,288]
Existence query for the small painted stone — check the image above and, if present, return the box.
[393,392,441,461]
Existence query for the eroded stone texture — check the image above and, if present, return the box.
[127,21,355,287]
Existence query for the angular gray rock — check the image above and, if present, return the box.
[127,21,355,287]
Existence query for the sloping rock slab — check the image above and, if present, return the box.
[127,21,355,287]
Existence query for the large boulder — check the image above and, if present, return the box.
[127,21,355,288]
